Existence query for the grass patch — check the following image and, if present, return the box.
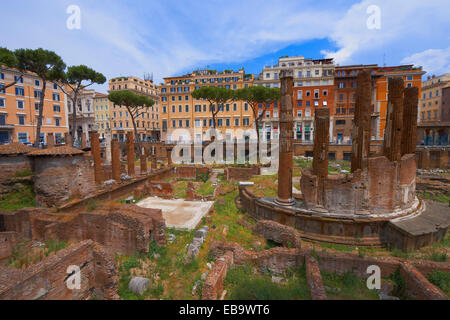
[13,169,33,177]
[318,243,355,252]
[0,184,35,211]
[426,250,447,262]
[427,271,450,296]
[173,181,188,198]
[225,264,310,300]
[197,181,215,196]
[418,191,450,203]
[321,271,379,300]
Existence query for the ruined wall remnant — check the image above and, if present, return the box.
[127,132,135,176]
[253,220,302,248]
[312,108,330,206]
[27,147,96,207]
[111,139,121,181]
[90,131,103,184]
[351,70,372,173]
[383,78,404,162]
[0,240,119,300]
[402,87,419,156]
[276,70,294,206]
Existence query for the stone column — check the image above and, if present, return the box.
[383,78,404,162]
[167,146,173,166]
[64,132,72,147]
[401,87,419,156]
[313,108,330,206]
[151,154,157,171]
[111,139,120,181]
[90,131,103,184]
[81,132,87,149]
[140,154,147,174]
[127,132,135,176]
[47,133,55,148]
[351,70,372,173]
[276,70,295,206]
[105,129,112,164]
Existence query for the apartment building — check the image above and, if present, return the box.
[334,65,380,143]
[374,65,425,140]
[109,76,160,142]
[93,92,110,139]
[254,56,335,142]
[419,74,450,123]
[0,66,68,145]
[67,88,96,145]
[159,69,255,143]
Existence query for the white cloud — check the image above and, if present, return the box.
[401,47,450,76]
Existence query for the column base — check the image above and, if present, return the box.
[274,197,295,207]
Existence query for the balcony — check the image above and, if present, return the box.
[0,124,14,130]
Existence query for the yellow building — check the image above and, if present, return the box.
[0,66,68,145]
[108,76,160,142]
[159,69,255,143]
[419,73,450,123]
[93,92,110,139]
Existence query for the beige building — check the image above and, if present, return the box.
[67,88,96,146]
[419,73,450,123]
[159,69,255,144]
[108,76,160,142]
[93,92,110,139]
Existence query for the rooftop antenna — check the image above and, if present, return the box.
[383,53,386,67]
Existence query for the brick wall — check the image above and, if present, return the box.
[0,240,118,300]
[253,220,302,248]
[0,231,16,261]
[202,251,233,300]
[0,155,32,179]
[225,166,260,181]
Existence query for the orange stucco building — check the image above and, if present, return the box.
[0,66,68,145]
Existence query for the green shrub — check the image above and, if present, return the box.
[149,282,164,298]
[391,268,407,299]
[196,171,209,183]
[427,271,450,295]
[13,169,33,177]
[427,251,447,262]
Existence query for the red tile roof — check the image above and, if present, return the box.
[27,146,85,157]
[0,142,36,155]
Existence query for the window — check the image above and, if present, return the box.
[15,87,25,96]
[297,90,303,99]
[0,83,4,94]
[338,82,344,89]
[0,98,4,108]
[185,105,189,112]
[179,120,183,128]
[18,133,27,143]
[218,119,223,127]
[243,118,249,126]
[186,120,190,127]
[18,115,25,125]
[163,106,167,113]
[17,100,24,109]
[336,120,346,125]
[53,84,58,90]
[0,73,4,80]
[55,117,61,127]
[53,104,61,112]
[53,93,60,101]
[0,114,5,125]
[298,71,303,78]
[226,118,230,126]
[35,80,40,86]
[244,103,248,111]
[14,76,23,83]
[407,83,412,88]
[297,101,302,107]
[234,118,239,126]
[407,76,412,81]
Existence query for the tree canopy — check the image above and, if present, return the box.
[108,90,155,155]
[233,86,280,106]
[192,86,233,128]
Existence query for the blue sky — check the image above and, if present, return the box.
[1,0,449,92]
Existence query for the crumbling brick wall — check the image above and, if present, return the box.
[0,155,33,179]
[202,251,233,300]
[0,240,118,300]
[225,166,260,181]
[0,205,166,257]
[32,155,96,207]
[146,181,174,199]
[0,232,16,261]
[253,220,302,248]
[305,254,327,300]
